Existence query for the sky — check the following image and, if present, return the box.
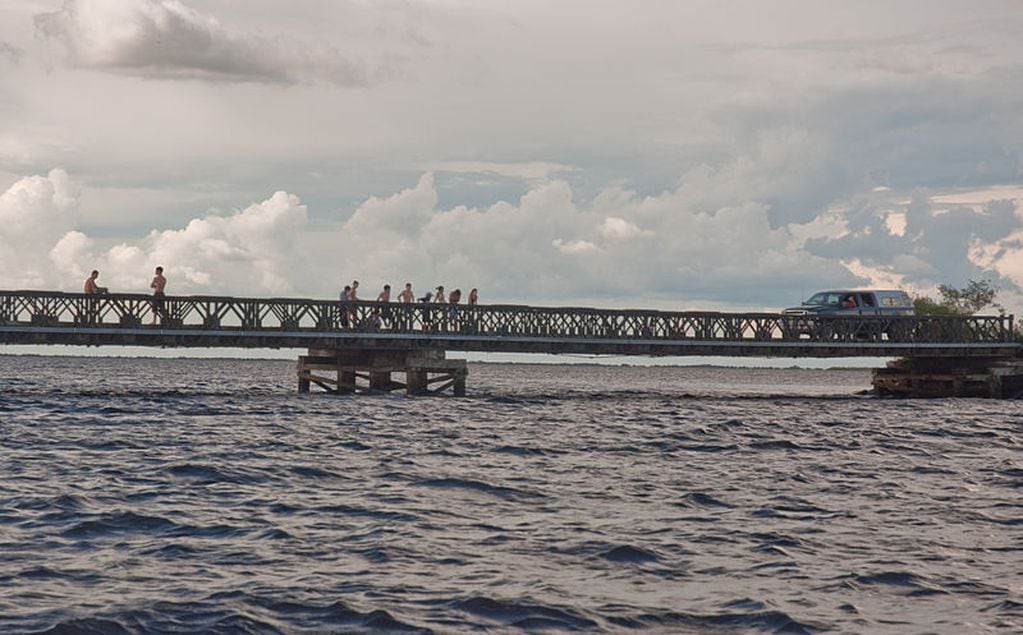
[1,0,1022,315]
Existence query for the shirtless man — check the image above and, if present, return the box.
[83,270,107,294]
[397,283,414,303]
[349,280,359,300]
[82,270,107,325]
[149,266,166,325]
[376,284,392,328]
[396,283,414,330]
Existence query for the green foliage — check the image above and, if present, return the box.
[912,296,959,316]
[914,279,1004,316]
[937,280,1002,315]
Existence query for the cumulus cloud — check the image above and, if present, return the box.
[140,191,309,292]
[0,169,80,288]
[553,239,598,255]
[0,170,309,295]
[805,192,1021,293]
[600,217,651,240]
[34,0,373,85]
[333,170,856,306]
[2,161,1020,313]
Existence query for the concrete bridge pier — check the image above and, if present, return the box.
[297,348,467,396]
[872,357,1023,398]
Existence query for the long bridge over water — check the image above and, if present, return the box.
[2,290,1020,397]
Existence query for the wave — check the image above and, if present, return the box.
[28,596,432,634]
[839,570,949,597]
[61,511,180,538]
[414,477,545,502]
[451,595,597,630]
[601,544,661,563]
[608,608,824,633]
[489,444,562,457]
[676,492,734,509]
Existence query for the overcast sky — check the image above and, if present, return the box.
[1,0,1022,312]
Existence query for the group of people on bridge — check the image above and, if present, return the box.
[339,280,479,331]
[340,280,478,307]
[78,269,483,331]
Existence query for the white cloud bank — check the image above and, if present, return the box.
[1,170,309,295]
[0,169,80,288]
[2,167,1022,312]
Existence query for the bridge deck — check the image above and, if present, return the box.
[1,290,1018,358]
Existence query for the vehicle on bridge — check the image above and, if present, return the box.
[783,289,915,338]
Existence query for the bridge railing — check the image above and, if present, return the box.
[0,290,1015,344]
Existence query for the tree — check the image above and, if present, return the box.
[914,279,1004,316]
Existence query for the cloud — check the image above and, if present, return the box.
[0,170,309,295]
[2,164,1022,313]
[49,230,94,277]
[0,169,80,288]
[33,0,374,86]
[0,42,23,65]
[333,170,856,305]
[553,239,598,255]
[805,192,1021,290]
[138,190,310,292]
[600,217,651,241]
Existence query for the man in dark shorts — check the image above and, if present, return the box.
[376,284,392,328]
[82,270,107,325]
[149,266,166,325]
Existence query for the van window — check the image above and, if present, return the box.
[861,294,876,307]
[879,293,912,307]
[806,292,843,306]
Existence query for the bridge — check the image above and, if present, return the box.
[1,290,1020,397]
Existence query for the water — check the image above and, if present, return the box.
[0,355,1020,633]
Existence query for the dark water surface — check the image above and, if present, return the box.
[0,356,1020,633]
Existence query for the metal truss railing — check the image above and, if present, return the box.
[0,290,1015,345]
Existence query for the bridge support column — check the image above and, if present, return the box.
[369,371,393,391]
[406,369,427,396]
[873,357,1023,398]
[296,348,468,397]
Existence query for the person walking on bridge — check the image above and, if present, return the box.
[149,266,166,326]
[376,284,392,328]
[447,288,461,332]
[466,288,479,333]
[397,282,414,303]
[396,283,414,330]
[82,270,107,326]
[339,285,352,328]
